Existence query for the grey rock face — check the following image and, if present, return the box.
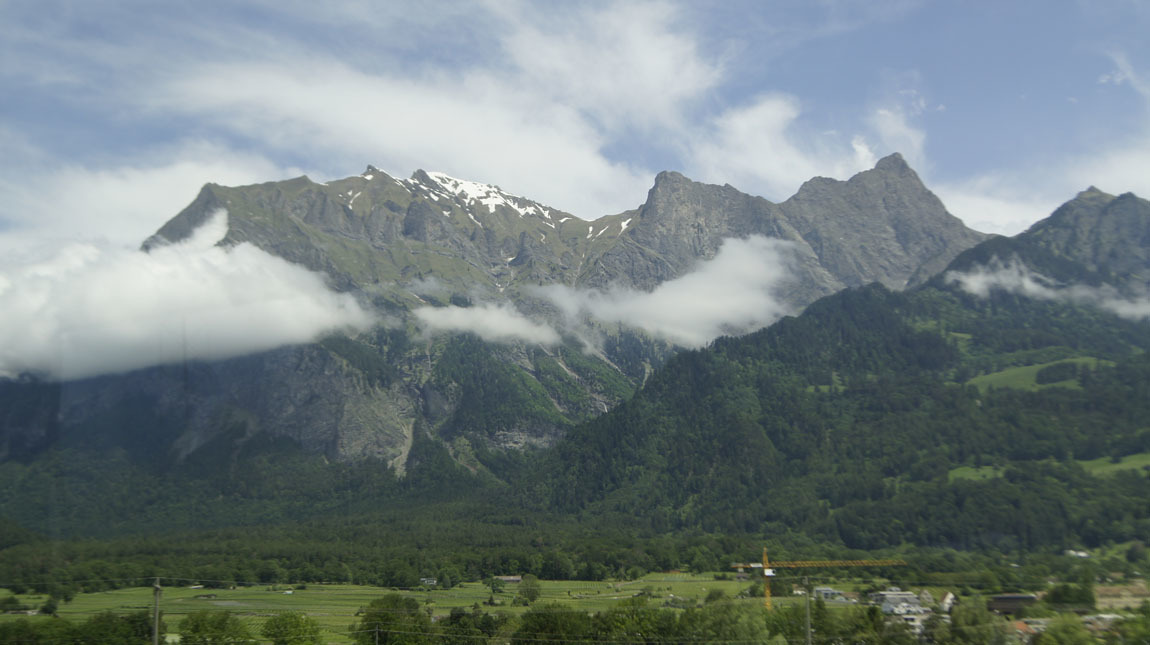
[52,345,418,468]
[582,154,986,309]
[1023,187,1150,290]
[781,153,987,292]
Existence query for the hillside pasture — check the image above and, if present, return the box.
[965,357,1111,393]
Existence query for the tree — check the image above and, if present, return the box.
[679,601,770,643]
[484,576,505,594]
[0,617,79,643]
[352,593,433,645]
[262,611,322,645]
[948,601,1010,645]
[1115,602,1150,643]
[180,610,257,644]
[78,610,157,644]
[1034,614,1094,645]
[1045,583,1096,611]
[439,607,491,645]
[1126,542,1147,563]
[437,566,461,589]
[541,551,575,580]
[593,597,677,642]
[512,603,592,644]
[518,574,542,603]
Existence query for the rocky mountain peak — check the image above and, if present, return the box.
[873,151,911,174]
[1049,185,1115,215]
[780,154,986,289]
[649,170,690,189]
[948,185,1150,297]
[581,155,987,298]
[1021,187,1150,283]
[409,168,436,186]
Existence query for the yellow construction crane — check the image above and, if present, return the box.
[731,548,907,609]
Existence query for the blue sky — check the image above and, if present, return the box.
[2,0,1149,254]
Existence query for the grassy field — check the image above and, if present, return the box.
[965,357,1111,393]
[947,450,1150,484]
[2,573,804,643]
[1078,451,1150,476]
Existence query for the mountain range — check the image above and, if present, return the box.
[3,155,1150,549]
[1,153,984,472]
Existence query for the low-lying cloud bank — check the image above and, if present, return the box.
[411,236,796,349]
[414,303,561,346]
[947,258,1150,320]
[539,235,796,348]
[0,211,374,381]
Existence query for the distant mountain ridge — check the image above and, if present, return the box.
[145,153,984,312]
[585,154,984,303]
[5,155,986,471]
[943,187,1150,297]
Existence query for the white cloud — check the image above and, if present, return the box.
[0,1,976,240]
[688,94,877,200]
[935,179,1059,236]
[144,58,652,219]
[538,235,795,347]
[686,92,937,203]
[1064,145,1150,202]
[5,1,1145,261]
[936,134,1150,237]
[499,0,721,134]
[407,277,448,298]
[0,211,374,381]
[414,303,560,345]
[947,258,1150,320]
[1099,51,1150,99]
[869,107,926,171]
[0,138,299,253]
[850,135,878,168]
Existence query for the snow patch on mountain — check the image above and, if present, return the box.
[424,171,547,218]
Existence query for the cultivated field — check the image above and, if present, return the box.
[1,572,804,643]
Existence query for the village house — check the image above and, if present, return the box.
[869,587,924,615]
[813,587,847,602]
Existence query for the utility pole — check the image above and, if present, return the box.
[804,576,812,645]
[152,577,162,645]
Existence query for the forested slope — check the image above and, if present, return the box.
[529,281,1150,551]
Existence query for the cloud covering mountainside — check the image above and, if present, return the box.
[0,211,373,380]
[413,236,796,349]
[948,259,1150,321]
[537,236,796,348]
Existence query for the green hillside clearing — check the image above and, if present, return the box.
[965,357,1111,392]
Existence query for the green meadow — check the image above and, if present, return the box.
[1078,451,1150,476]
[2,573,806,643]
[947,450,1150,485]
[965,356,1111,393]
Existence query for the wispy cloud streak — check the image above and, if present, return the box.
[539,235,795,347]
[947,258,1150,320]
